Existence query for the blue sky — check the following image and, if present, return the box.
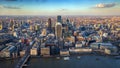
[0,0,120,15]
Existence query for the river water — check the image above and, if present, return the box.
[0,55,120,68]
[28,55,120,68]
[0,58,20,68]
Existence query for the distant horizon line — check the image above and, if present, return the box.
[0,15,120,16]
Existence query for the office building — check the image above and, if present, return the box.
[9,20,14,31]
[0,45,17,58]
[48,18,52,30]
[60,49,70,56]
[57,15,62,23]
[30,25,33,31]
[35,24,39,31]
[30,48,37,56]
[20,50,25,57]
[41,47,50,56]
[41,28,47,36]
[66,18,70,23]
[0,21,2,30]
[55,22,62,39]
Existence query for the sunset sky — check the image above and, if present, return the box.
[0,0,120,15]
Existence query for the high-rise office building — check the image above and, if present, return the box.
[55,22,62,39]
[0,21,2,30]
[57,15,62,23]
[35,24,39,31]
[66,18,70,23]
[30,25,33,31]
[9,20,14,27]
[41,28,47,36]
[9,19,14,31]
[48,18,52,30]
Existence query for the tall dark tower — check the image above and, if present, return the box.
[48,18,52,29]
[66,18,69,23]
[48,18,52,32]
[57,15,62,23]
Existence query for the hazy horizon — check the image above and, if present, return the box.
[0,0,120,15]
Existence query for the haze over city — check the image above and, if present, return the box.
[0,0,120,68]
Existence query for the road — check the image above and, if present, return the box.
[15,41,35,68]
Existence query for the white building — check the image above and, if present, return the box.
[30,48,37,56]
[75,42,82,48]
[90,42,118,55]
[41,47,50,56]
[55,22,62,39]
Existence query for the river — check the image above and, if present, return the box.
[0,55,120,68]
[28,55,120,68]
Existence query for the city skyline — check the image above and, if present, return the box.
[0,0,120,15]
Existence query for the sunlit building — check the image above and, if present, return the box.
[34,24,39,31]
[30,48,37,56]
[55,22,62,39]
[41,47,50,56]
[41,28,47,36]
[0,21,2,30]
[9,19,14,31]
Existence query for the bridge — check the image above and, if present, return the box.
[15,54,30,68]
[15,41,35,68]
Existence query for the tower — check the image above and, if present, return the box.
[41,28,47,36]
[48,18,52,31]
[55,22,62,39]
[0,21,2,30]
[66,18,69,23]
[9,19,14,31]
[35,24,39,31]
[57,15,62,23]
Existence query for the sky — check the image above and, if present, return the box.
[0,0,120,15]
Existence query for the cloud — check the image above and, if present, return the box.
[0,5,21,9]
[4,6,21,9]
[0,5,4,8]
[93,3,116,8]
[5,0,17,1]
[4,0,47,2]
[59,9,68,11]
[38,0,47,2]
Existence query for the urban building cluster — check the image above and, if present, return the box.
[0,15,120,59]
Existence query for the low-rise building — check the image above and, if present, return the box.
[0,45,16,58]
[69,48,92,53]
[75,42,82,48]
[60,49,70,56]
[30,48,37,56]
[90,42,118,55]
[41,47,50,56]
[20,50,25,57]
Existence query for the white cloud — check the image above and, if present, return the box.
[4,6,21,9]
[0,5,4,8]
[0,4,21,9]
[59,9,68,11]
[94,3,116,8]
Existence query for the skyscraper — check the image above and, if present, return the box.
[41,28,47,36]
[66,18,70,23]
[57,15,62,23]
[9,19,14,31]
[0,21,2,30]
[35,24,39,31]
[48,18,52,30]
[55,22,62,39]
